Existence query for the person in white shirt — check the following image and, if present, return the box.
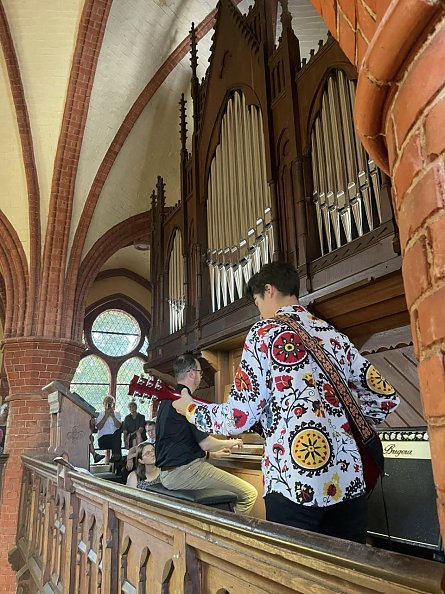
[95,395,122,465]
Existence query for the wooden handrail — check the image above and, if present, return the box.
[15,455,445,594]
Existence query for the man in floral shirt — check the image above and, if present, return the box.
[173,262,400,542]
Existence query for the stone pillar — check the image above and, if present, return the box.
[0,337,84,593]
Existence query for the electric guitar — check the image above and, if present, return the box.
[128,374,210,404]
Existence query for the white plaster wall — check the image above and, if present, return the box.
[101,246,150,280]
[86,275,151,312]
[2,0,84,248]
[81,52,191,259]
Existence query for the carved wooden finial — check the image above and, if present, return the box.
[279,0,292,28]
[156,175,166,210]
[179,93,187,155]
[190,22,198,80]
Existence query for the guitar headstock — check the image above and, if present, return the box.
[127,374,210,405]
[128,374,180,402]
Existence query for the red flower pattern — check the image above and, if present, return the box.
[275,375,293,392]
[259,341,268,355]
[234,369,252,392]
[233,409,248,428]
[323,383,339,406]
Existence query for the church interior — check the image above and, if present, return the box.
[0,0,445,592]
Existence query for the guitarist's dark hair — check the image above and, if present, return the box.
[173,353,200,381]
[246,262,300,300]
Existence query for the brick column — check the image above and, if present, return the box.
[386,15,445,537]
[311,0,445,541]
[0,337,84,593]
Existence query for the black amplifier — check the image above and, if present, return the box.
[367,427,442,554]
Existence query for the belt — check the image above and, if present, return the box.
[160,465,179,472]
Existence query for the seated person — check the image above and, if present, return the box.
[155,353,257,515]
[145,420,156,443]
[122,401,146,449]
[95,395,122,466]
[0,402,8,453]
[127,441,160,490]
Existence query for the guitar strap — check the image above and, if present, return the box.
[275,314,383,470]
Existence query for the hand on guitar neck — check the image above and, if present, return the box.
[128,374,207,416]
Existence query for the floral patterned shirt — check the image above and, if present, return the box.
[188,305,400,507]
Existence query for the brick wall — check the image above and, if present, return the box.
[0,338,84,593]
[311,0,445,540]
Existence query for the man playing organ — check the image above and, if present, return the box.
[155,353,258,515]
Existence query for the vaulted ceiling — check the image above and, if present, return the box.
[0,0,326,328]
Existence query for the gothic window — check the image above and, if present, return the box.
[70,355,110,411]
[70,303,149,416]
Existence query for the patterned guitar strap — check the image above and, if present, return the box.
[275,314,382,461]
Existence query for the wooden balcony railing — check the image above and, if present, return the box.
[11,455,445,594]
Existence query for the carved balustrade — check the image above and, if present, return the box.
[12,455,445,594]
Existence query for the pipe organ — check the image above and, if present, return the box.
[168,230,185,333]
[311,70,383,255]
[148,1,400,366]
[207,91,274,312]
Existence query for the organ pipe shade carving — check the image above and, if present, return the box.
[311,70,383,255]
[168,230,185,333]
[207,91,273,312]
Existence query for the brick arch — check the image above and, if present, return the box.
[312,0,445,539]
[0,212,28,338]
[0,275,5,329]
[69,212,151,342]
[37,0,113,338]
[0,2,41,336]
[96,268,152,291]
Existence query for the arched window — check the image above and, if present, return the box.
[71,355,110,411]
[91,310,141,357]
[116,357,146,408]
[70,302,150,417]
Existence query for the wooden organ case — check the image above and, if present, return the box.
[148,0,405,367]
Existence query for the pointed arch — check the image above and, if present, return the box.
[0,1,40,335]
[69,211,151,341]
[37,0,113,337]
[0,212,28,337]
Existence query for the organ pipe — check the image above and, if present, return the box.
[310,71,385,256]
[168,230,185,333]
[207,91,272,312]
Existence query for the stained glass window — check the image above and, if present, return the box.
[115,357,146,413]
[70,355,110,412]
[70,306,148,427]
[91,309,141,357]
